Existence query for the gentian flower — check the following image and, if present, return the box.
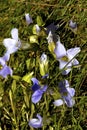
[3,28,21,54]
[25,13,33,25]
[29,114,43,128]
[31,77,47,104]
[53,80,75,107]
[0,52,12,78]
[39,53,48,76]
[54,38,81,75]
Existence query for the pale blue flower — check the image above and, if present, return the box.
[54,39,81,75]
[25,13,33,25]
[54,39,66,59]
[3,28,21,54]
[53,80,75,107]
[32,85,47,104]
[31,77,47,104]
[29,114,43,128]
[0,53,12,78]
[1,28,21,78]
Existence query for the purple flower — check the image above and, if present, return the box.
[53,80,75,107]
[31,78,47,104]
[1,28,21,78]
[29,114,43,128]
[31,78,40,92]
[0,53,12,78]
[3,28,21,55]
[25,13,33,25]
[32,85,47,104]
[54,38,81,75]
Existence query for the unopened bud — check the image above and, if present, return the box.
[47,31,56,57]
[32,24,41,35]
[39,53,48,76]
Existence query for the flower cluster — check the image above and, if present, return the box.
[1,13,80,129]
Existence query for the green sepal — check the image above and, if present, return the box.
[22,72,34,83]
[36,16,44,26]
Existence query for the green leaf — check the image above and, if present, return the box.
[0,82,4,96]
[12,75,21,81]
[11,80,16,94]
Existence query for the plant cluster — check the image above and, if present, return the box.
[0,13,81,129]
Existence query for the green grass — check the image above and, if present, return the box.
[0,0,87,130]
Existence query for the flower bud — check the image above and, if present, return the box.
[25,13,33,25]
[69,20,77,34]
[69,20,77,29]
[39,53,48,76]
[47,31,56,57]
[32,24,41,35]
[32,25,46,37]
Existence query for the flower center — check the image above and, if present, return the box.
[0,64,3,70]
[61,56,69,62]
[63,92,68,96]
